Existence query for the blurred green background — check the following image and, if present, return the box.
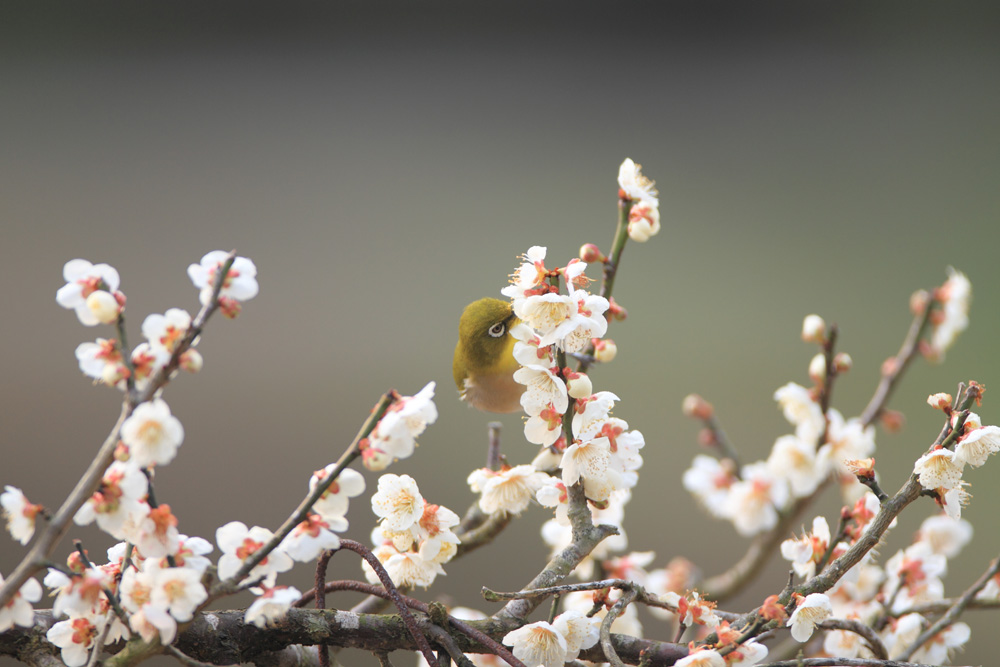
[2,2,999,665]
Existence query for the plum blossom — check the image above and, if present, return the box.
[310,466,366,522]
[364,383,437,467]
[46,617,97,667]
[617,158,658,207]
[187,250,258,306]
[1,486,43,545]
[245,586,302,628]
[120,399,185,468]
[467,464,550,515]
[216,521,293,586]
[56,259,121,326]
[0,573,42,631]
[787,593,832,642]
[503,620,569,667]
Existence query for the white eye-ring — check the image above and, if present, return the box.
[488,322,506,338]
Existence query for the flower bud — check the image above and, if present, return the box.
[579,243,603,263]
[608,297,627,322]
[910,289,929,315]
[833,352,852,373]
[681,394,714,420]
[801,314,826,343]
[844,458,876,480]
[86,290,121,325]
[927,392,953,411]
[180,349,203,374]
[808,353,827,384]
[880,410,905,433]
[101,363,129,386]
[565,371,593,399]
[361,446,391,472]
[627,202,660,242]
[593,338,617,363]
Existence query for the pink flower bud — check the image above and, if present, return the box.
[579,243,603,263]
[833,352,852,373]
[682,394,714,420]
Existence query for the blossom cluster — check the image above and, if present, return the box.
[365,474,459,588]
[360,383,438,471]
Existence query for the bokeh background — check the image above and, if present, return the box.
[2,2,999,665]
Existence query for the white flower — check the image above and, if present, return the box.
[129,604,177,645]
[47,618,97,667]
[281,513,343,562]
[552,610,600,661]
[366,383,437,463]
[130,504,180,559]
[129,342,171,391]
[0,574,42,631]
[501,246,549,300]
[170,535,214,572]
[774,383,825,444]
[683,455,736,519]
[187,250,259,305]
[917,514,973,558]
[942,482,971,520]
[913,448,964,490]
[781,516,832,579]
[245,586,302,628]
[363,545,441,588]
[371,474,424,533]
[75,338,125,384]
[310,466,366,522]
[216,521,293,586]
[513,292,575,341]
[85,290,120,325]
[73,461,149,540]
[818,409,876,475]
[514,365,568,417]
[627,201,660,242]
[787,593,832,642]
[617,158,658,207]
[151,566,207,622]
[503,621,568,667]
[928,267,971,360]
[120,399,185,468]
[724,462,789,537]
[1,486,42,545]
[523,403,565,447]
[674,649,726,667]
[468,465,550,515]
[727,640,768,666]
[537,290,610,353]
[56,259,121,326]
[954,423,1000,468]
[768,434,827,498]
[53,567,112,618]
[141,308,192,354]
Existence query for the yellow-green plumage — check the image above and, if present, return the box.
[453,298,523,413]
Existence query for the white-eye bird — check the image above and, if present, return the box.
[453,297,523,413]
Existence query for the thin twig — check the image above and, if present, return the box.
[599,588,637,667]
[336,540,438,667]
[315,550,336,667]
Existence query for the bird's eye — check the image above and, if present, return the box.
[488,322,506,338]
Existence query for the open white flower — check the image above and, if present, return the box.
[310,466,366,521]
[121,399,185,468]
[503,621,569,667]
[187,250,259,305]
[787,593,832,642]
[1,486,43,545]
[216,521,293,586]
[617,158,659,207]
[913,448,964,490]
[245,586,302,628]
[674,649,725,667]
[371,474,424,533]
[0,574,41,631]
[468,464,550,515]
[56,259,121,326]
